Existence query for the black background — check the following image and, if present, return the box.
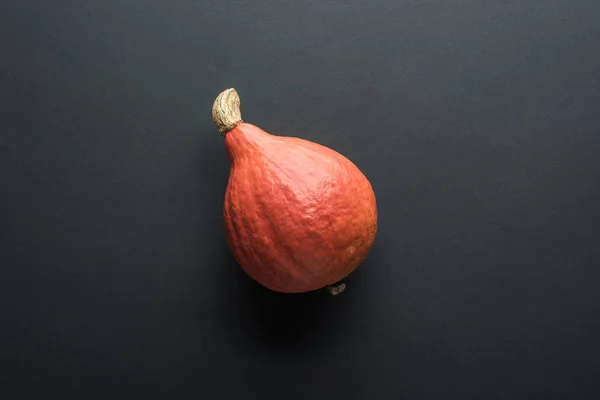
[2,0,600,398]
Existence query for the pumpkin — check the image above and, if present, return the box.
[212,88,377,294]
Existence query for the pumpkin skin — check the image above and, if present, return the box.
[214,89,377,293]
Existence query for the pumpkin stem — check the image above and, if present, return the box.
[212,88,243,136]
[327,281,346,296]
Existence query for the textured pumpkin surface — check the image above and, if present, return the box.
[223,122,377,293]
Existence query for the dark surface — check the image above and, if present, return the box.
[2,0,600,398]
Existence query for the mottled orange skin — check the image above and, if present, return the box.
[223,123,377,293]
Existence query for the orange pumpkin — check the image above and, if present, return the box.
[212,88,377,294]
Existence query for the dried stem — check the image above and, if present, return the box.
[212,88,243,136]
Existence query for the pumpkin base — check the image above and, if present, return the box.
[326,281,346,296]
